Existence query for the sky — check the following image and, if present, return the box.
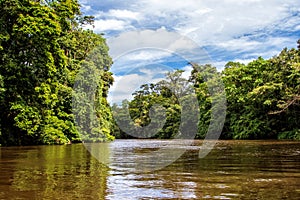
[79,0,300,103]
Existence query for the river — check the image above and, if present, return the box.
[0,140,299,199]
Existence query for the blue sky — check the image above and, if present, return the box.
[80,0,300,103]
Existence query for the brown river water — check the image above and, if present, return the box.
[0,140,299,199]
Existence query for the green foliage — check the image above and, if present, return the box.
[189,64,225,139]
[0,0,299,144]
[116,40,300,140]
[0,0,114,145]
[222,58,273,139]
[42,116,70,145]
[113,70,194,139]
[72,48,115,142]
[222,43,300,139]
[278,129,300,140]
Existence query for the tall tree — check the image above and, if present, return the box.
[0,0,114,145]
[222,40,300,139]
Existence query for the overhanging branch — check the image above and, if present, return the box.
[269,95,300,115]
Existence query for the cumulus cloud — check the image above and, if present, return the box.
[181,65,193,79]
[108,67,170,103]
[84,0,300,40]
[87,0,298,68]
[107,28,185,58]
[81,0,300,100]
[107,28,212,75]
[110,48,174,74]
[96,9,141,20]
[91,19,129,32]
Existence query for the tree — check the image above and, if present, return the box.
[0,0,114,145]
[189,63,226,139]
[222,41,300,140]
[116,69,195,139]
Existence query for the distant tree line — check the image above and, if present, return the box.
[113,40,300,140]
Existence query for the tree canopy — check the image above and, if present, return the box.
[113,40,300,140]
[0,0,115,145]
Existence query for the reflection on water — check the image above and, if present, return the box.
[0,140,299,199]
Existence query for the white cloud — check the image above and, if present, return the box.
[107,28,212,74]
[81,4,91,12]
[93,9,141,21]
[84,0,300,61]
[106,28,211,77]
[218,38,261,52]
[110,48,174,74]
[120,49,171,62]
[107,28,183,59]
[132,0,295,38]
[108,67,170,103]
[100,0,299,63]
[295,25,300,31]
[91,19,129,32]
[212,61,229,70]
[219,36,297,59]
[85,9,142,34]
[86,0,300,43]
[109,73,145,103]
[83,0,300,98]
[107,9,141,20]
[181,65,193,79]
